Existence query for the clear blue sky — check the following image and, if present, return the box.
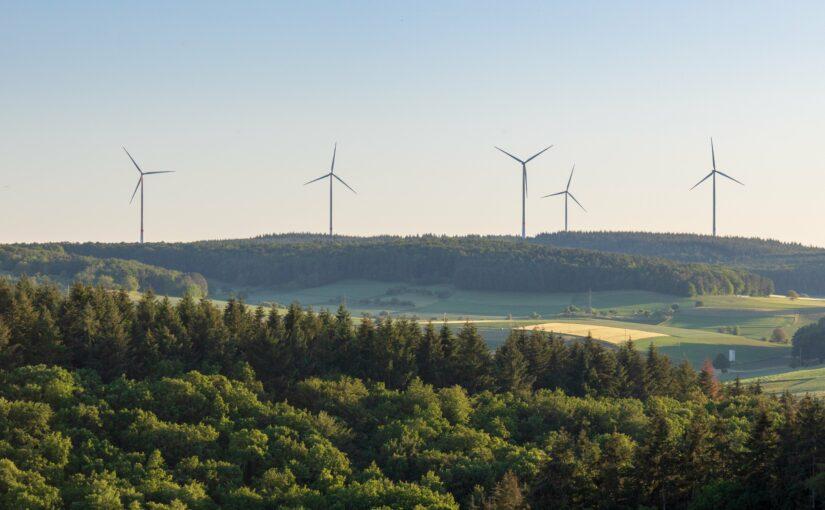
[2,1,824,245]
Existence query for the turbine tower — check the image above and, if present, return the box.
[305,143,356,238]
[690,138,743,236]
[542,164,585,232]
[495,144,553,238]
[123,147,174,243]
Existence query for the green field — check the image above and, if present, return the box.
[741,365,825,394]
[209,279,695,318]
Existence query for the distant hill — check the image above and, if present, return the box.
[41,235,773,297]
[0,245,208,297]
[533,231,825,294]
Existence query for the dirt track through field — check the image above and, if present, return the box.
[521,322,667,344]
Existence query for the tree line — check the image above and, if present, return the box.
[56,235,773,297]
[3,278,825,508]
[0,245,208,297]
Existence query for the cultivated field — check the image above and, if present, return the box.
[520,322,666,343]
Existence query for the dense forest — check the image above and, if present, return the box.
[0,245,207,298]
[41,236,773,297]
[2,278,825,508]
[534,231,825,294]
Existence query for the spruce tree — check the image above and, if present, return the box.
[494,335,534,394]
[454,322,493,393]
[489,471,530,510]
[417,322,445,386]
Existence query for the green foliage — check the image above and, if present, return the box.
[0,245,207,297]
[0,279,824,509]
[55,235,772,297]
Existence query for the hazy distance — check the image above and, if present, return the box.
[2,1,824,245]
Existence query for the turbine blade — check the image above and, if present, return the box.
[129,178,142,204]
[542,191,566,198]
[690,171,714,190]
[569,193,586,212]
[710,138,716,170]
[333,174,357,194]
[524,144,553,163]
[122,147,143,174]
[330,142,337,173]
[495,146,524,164]
[717,170,744,186]
[566,164,575,191]
[142,171,175,175]
[304,173,331,185]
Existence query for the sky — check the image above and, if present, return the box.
[2,1,825,245]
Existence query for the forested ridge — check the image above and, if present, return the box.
[44,235,773,297]
[534,231,825,294]
[1,278,825,508]
[0,245,207,298]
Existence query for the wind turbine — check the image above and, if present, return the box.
[690,138,743,237]
[304,143,356,238]
[542,164,585,232]
[495,144,553,238]
[123,147,174,243]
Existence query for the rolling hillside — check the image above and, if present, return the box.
[30,235,773,297]
[534,231,825,294]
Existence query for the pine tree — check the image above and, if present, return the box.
[494,335,534,394]
[539,333,569,390]
[417,322,445,386]
[267,306,285,339]
[334,305,355,359]
[743,406,779,503]
[672,361,698,400]
[636,411,679,508]
[729,375,743,397]
[91,297,131,380]
[454,322,493,393]
[644,342,673,396]
[488,471,530,509]
[28,309,63,366]
[438,322,459,385]
[0,317,17,368]
[617,340,648,399]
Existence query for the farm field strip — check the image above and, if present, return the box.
[520,322,666,343]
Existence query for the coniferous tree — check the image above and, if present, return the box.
[539,333,569,390]
[616,340,647,399]
[645,343,672,396]
[454,322,493,393]
[743,407,779,504]
[0,317,16,368]
[494,335,533,394]
[488,471,530,510]
[698,358,720,400]
[417,322,445,386]
[28,309,63,366]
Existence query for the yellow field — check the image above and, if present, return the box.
[521,322,667,344]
